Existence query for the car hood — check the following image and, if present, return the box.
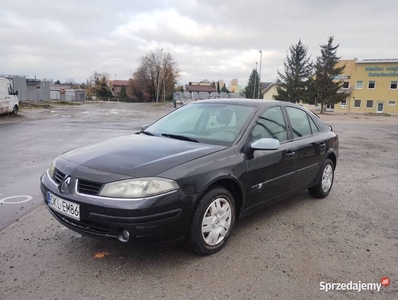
[61,134,226,177]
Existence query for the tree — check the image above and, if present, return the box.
[310,36,350,113]
[119,85,128,99]
[221,83,230,94]
[276,39,313,103]
[245,69,260,99]
[54,80,61,85]
[86,72,112,99]
[131,49,180,102]
[64,78,75,85]
[174,85,184,92]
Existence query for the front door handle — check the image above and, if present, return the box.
[286,151,296,159]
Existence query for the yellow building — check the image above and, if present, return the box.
[334,59,398,115]
[228,78,242,93]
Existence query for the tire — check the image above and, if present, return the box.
[308,158,334,198]
[188,186,236,255]
[11,105,18,115]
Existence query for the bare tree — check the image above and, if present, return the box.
[64,78,75,86]
[131,49,180,102]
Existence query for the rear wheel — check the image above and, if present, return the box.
[188,186,235,255]
[308,158,334,198]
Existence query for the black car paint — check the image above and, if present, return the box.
[40,100,338,245]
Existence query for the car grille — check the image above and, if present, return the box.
[54,211,110,234]
[77,179,103,196]
[53,168,66,184]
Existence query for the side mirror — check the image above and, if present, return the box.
[14,91,18,96]
[251,138,280,151]
[141,125,149,131]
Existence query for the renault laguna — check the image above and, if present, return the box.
[40,99,339,255]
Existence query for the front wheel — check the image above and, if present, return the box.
[188,186,235,255]
[11,105,18,115]
[308,158,334,198]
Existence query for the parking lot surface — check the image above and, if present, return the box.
[0,102,397,299]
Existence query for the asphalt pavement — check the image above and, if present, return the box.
[0,102,397,300]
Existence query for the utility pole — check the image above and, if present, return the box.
[258,50,262,99]
[156,48,163,103]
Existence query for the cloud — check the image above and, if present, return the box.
[1,0,397,87]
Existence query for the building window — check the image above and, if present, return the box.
[340,99,347,108]
[342,82,349,89]
[356,81,363,89]
[366,100,374,108]
[368,81,376,89]
[388,100,396,106]
[390,81,398,90]
[354,100,361,108]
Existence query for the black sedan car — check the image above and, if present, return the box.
[40,99,339,255]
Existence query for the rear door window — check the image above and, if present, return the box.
[286,107,312,138]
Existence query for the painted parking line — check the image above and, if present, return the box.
[0,195,33,204]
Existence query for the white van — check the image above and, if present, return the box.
[0,78,19,115]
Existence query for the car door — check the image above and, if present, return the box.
[245,105,297,206]
[285,106,325,188]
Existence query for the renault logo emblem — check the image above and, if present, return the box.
[59,176,71,193]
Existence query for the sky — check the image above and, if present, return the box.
[1,0,397,88]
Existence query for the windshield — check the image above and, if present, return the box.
[145,103,256,146]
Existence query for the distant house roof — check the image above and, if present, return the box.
[261,82,277,94]
[113,80,130,86]
[260,82,272,91]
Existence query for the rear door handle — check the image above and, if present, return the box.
[286,151,296,159]
[319,143,326,149]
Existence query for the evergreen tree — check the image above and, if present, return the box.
[311,36,350,113]
[97,76,113,97]
[245,69,260,99]
[119,85,128,99]
[276,39,313,103]
[221,83,230,94]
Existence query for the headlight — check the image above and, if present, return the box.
[99,177,179,198]
[48,160,56,178]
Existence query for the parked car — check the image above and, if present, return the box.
[40,99,339,255]
[0,78,19,115]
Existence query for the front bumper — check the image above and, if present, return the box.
[40,170,198,245]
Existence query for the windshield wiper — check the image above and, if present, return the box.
[139,130,155,136]
[161,133,199,143]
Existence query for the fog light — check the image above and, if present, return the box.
[117,229,130,242]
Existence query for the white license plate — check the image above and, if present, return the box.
[47,192,80,221]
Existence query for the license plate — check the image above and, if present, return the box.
[47,192,80,221]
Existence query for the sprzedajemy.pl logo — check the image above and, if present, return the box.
[320,277,390,293]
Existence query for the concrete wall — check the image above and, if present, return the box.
[26,80,50,101]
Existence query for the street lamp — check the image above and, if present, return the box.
[253,62,258,99]
[258,50,262,99]
[156,48,163,103]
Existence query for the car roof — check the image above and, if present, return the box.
[191,98,295,108]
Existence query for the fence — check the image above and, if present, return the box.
[173,91,245,101]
